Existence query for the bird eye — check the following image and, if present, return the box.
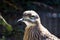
[30,15,38,19]
[30,16,35,19]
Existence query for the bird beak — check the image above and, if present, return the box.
[17,18,23,22]
[17,18,27,28]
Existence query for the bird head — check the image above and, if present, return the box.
[17,10,41,27]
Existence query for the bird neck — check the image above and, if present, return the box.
[36,20,45,31]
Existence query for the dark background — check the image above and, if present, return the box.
[0,0,60,40]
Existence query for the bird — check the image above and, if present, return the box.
[17,10,60,40]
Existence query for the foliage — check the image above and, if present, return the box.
[0,15,13,32]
